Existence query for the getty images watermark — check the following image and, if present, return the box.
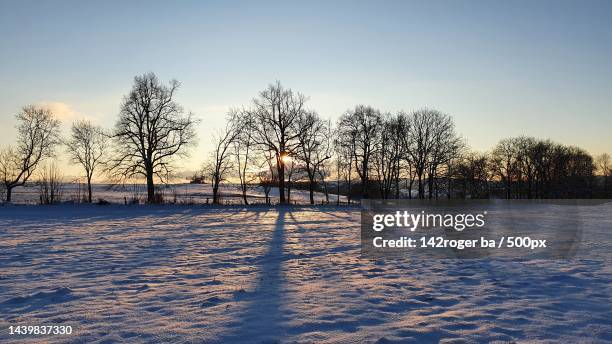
[361,199,609,259]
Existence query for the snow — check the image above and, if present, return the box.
[4,183,349,205]
[0,203,610,343]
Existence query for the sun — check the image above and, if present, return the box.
[280,151,292,165]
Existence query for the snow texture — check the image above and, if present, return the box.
[0,203,610,343]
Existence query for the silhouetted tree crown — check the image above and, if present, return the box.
[0,105,61,202]
[109,72,197,203]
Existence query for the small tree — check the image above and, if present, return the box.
[208,117,240,204]
[596,153,611,193]
[257,170,274,205]
[490,137,519,199]
[258,150,278,204]
[373,113,406,199]
[333,131,354,204]
[0,105,61,202]
[37,163,64,205]
[229,109,255,205]
[296,112,332,204]
[65,120,108,203]
[405,108,459,199]
[285,156,300,203]
[336,105,382,199]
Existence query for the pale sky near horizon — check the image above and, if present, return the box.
[1,0,611,178]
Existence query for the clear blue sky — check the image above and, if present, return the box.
[1,0,611,176]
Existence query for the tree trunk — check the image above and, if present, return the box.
[87,177,93,203]
[347,156,353,204]
[287,181,291,203]
[394,174,400,199]
[146,168,155,203]
[417,172,424,199]
[428,172,434,199]
[347,177,352,204]
[527,176,533,199]
[323,180,329,204]
[309,177,315,205]
[212,182,219,204]
[506,174,511,199]
[242,186,248,205]
[6,186,13,203]
[361,176,368,199]
[277,160,286,204]
[408,178,414,199]
[336,173,340,206]
[447,174,452,199]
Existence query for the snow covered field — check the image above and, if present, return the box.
[0,204,610,343]
[4,183,348,205]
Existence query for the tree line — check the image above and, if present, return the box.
[204,81,611,204]
[1,73,610,204]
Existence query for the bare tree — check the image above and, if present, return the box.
[109,72,197,203]
[65,120,108,203]
[0,105,61,202]
[373,113,410,199]
[490,137,519,199]
[247,81,309,204]
[37,163,64,205]
[337,105,382,199]
[207,115,240,204]
[406,109,435,199]
[256,149,278,205]
[488,137,595,199]
[426,113,462,199]
[596,153,611,192]
[229,109,255,204]
[454,152,490,199]
[257,170,274,205]
[514,136,537,198]
[531,139,556,198]
[393,112,411,199]
[406,109,459,199]
[296,112,332,204]
[285,155,300,204]
[333,133,354,204]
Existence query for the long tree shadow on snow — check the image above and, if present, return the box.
[216,208,287,343]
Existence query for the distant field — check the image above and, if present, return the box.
[0,204,610,343]
[4,183,348,205]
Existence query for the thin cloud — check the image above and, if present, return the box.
[36,101,91,123]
